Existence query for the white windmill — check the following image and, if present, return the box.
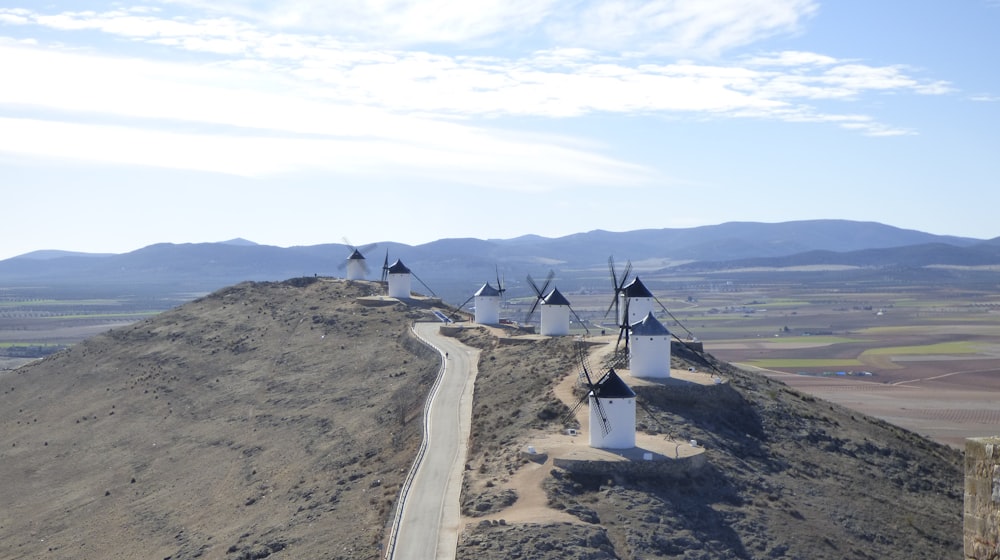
[386,259,412,299]
[628,311,672,378]
[566,347,636,450]
[339,240,377,281]
[454,267,506,324]
[524,271,588,337]
[620,277,655,326]
[382,256,437,300]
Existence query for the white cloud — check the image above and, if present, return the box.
[547,0,817,58]
[0,3,953,173]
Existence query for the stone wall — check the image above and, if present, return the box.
[553,452,706,481]
[965,436,1000,559]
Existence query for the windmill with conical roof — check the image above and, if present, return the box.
[524,271,588,336]
[384,257,437,299]
[386,259,412,298]
[629,311,672,378]
[339,239,377,280]
[453,267,506,324]
[564,345,636,449]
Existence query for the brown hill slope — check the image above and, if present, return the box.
[0,278,439,560]
[1,277,965,560]
[454,331,963,559]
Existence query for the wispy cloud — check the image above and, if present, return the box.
[0,2,954,178]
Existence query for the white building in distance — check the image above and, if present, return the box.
[345,249,367,280]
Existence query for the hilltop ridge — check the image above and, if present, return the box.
[0,276,964,559]
[0,278,440,560]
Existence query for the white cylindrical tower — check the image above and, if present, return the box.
[619,277,654,325]
[474,282,501,324]
[629,312,672,378]
[387,259,412,299]
[345,249,367,280]
[588,369,636,449]
[540,287,571,336]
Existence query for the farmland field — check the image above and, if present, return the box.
[539,265,1000,448]
[3,267,999,448]
[0,286,184,370]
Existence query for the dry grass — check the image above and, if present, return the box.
[0,278,439,560]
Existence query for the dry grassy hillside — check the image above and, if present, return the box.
[0,278,440,560]
[454,331,964,560]
[0,276,966,560]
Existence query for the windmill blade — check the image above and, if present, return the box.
[591,395,612,436]
[495,265,505,295]
[620,260,633,287]
[569,305,591,336]
[524,272,551,325]
[527,274,543,298]
[604,256,633,320]
[653,293,695,340]
[570,343,612,436]
[614,297,631,353]
[342,237,378,254]
[495,265,507,315]
[451,294,475,320]
[410,270,437,297]
[380,250,389,284]
[635,397,671,434]
[539,270,555,297]
[604,256,618,319]
[524,296,542,325]
[562,391,591,426]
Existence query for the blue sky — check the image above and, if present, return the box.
[1,0,998,260]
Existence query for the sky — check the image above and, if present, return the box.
[1,0,999,260]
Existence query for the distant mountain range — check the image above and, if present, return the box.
[2,220,997,304]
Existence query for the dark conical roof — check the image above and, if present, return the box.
[593,369,635,398]
[630,311,670,336]
[387,259,411,274]
[542,286,571,306]
[475,282,500,297]
[348,249,365,260]
[622,276,653,298]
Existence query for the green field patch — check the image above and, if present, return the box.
[754,335,860,345]
[0,299,123,307]
[861,341,979,356]
[746,358,864,368]
[41,312,159,320]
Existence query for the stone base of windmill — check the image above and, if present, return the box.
[355,294,443,307]
[523,431,707,481]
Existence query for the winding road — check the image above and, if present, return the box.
[388,322,480,560]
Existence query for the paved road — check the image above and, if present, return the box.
[390,323,480,560]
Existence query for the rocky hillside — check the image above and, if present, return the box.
[0,276,965,559]
[0,278,440,560]
[455,332,963,559]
